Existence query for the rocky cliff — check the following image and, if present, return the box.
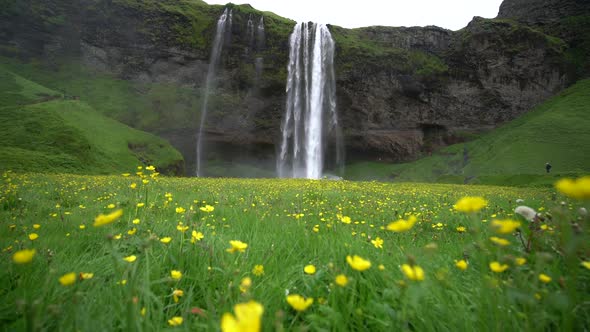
[1,0,586,175]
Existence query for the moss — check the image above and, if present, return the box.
[409,51,448,76]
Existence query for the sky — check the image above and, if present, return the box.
[203,0,504,31]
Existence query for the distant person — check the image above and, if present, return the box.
[545,162,552,173]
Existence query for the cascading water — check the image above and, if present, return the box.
[195,8,232,177]
[254,17,265,88]
[277,22,343,179]
[256,17,265,50]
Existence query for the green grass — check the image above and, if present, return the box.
[0,68,184,174]
[0,172,588,330]
[345,79,590,185]
[0,58,203,133]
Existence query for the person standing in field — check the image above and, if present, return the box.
[545,162,552,173]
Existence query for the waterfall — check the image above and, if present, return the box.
[246,14,255,53]
[254,17,265,88]
[195,8,232,177]
[256,17,265,51]
[277,22,343,179]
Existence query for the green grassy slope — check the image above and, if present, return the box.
[1,57,203,133]
[0,67,184,174]
[345,79,590,186]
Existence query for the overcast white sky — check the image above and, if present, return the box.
[204,0,504,31]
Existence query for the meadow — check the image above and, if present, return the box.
[1,169,589,331]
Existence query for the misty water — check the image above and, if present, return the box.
[196,8,232,177]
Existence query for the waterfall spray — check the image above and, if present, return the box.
[195,8,232,177]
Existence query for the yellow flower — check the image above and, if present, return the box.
[146,165,156,171]
[401,264,425,281]
[515,257,527,266]
[456,226,466,233]
[81,273,94,280]
[136,203,145,208]
[489,236,510,246]
[371,237,384,249]
[378,264,385,271]
[160,237,172,244]
[453,197,487,213]
[226,240,248,253]
[172,289,184,303]
[128,228,137,235]
[335,274,349,287]
[304,265,316,275]
[491,219,521,234]
[239,277,252,293]
[346,255,371,271]
[175,207,186,214]
[286,294,313,312]
[107,204,115,209]
[176,224,189,232]
[221,300,264,332]
[582,261,590,270]
[130,183,137,189]
[539,274,552,283]
[93,209,123,227]
[555,176,590,199]
[123,255,137,263]
[252,264,264,276]
[28,233,39,241]
[171,270,182,280]
[455,260,468,271]
[13,249,35,264]
[33,224,40,229]
[489,261,509,273]
[59,272,77,286]
[338,215,352,224]
[200,205,215,213]
[386,215,417,232]
[132,218,140,224]
[191,231,204,243]
[168,316,183,326]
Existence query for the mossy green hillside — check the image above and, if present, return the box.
[345,79,590,185]
[0,68,184,174]
[1,58,202,133]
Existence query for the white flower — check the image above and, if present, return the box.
[515,206,537,222]
[579,207,588,216]
[516,199,524,204]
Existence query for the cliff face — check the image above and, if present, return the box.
[0,0,585,174]
[335,18,567,160]
[498,0,588,24]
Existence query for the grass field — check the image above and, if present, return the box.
[1,170,589,331]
